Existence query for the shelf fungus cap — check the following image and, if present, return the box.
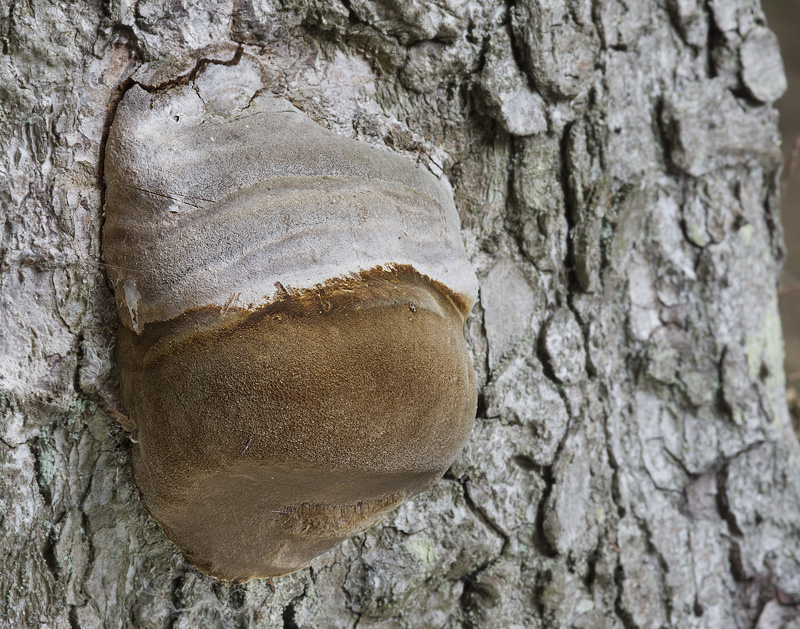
[103,75,478,581]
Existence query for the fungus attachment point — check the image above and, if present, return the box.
[103,63,478,581]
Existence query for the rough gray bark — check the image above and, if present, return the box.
[1,0,798,627]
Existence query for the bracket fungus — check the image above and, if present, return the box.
[102,77,479,581]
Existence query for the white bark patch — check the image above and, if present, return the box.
[485,349,568,466]
[543,427,594,555]
[741,26,787,103]
[541,307,586,384]
[454,420,542,536]
[478,27,547,137]
[481,258,539,369]
[628,252,661,341]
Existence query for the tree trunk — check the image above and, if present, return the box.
[2,0,798,627]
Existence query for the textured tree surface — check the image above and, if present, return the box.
[2,1,799,627]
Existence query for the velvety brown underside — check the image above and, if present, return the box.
[118,269,477,580]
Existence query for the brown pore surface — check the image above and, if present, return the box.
[117,267,477,580]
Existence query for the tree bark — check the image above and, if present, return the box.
[2,0,798,627]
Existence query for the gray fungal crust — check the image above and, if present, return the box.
[104,82,478,332]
